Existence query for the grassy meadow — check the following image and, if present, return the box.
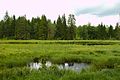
[0,40,120,80]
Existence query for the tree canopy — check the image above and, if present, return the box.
[0,12,120,40]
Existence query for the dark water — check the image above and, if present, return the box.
[27,61,89,72]
[0,41,119,45]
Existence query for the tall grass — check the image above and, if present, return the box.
[0,40,120,79]
[1,67,120,80]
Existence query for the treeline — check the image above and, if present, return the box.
[0,12,120,40]
[77,23,120,40]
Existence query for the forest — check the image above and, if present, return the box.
[0,12,120,40]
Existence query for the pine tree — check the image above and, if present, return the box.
[3,11,12,38]
[15,16,30,40]
[0,20,4,38]
[10,15,16,39]
[87,23,96,39]
[47,20,56,40]
[68,14,76,40]
[40,15,48,40]
[96,23,107,40]
[108,25,114,39]
[61,14,68,40]
[54,16,63,39]
[114,23,120,40]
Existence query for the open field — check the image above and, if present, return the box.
[1,40,120,80]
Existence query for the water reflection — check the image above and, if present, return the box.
[58,63,89,72]
[28,61,89,72]
[45,61,52,68]
[29,62,42,70]
[28,61,52,70]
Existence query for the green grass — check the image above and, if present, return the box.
[1,67,120,80]
[0,40,120,80]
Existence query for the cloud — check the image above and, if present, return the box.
[75,6,102,16]
[75,2,120,17]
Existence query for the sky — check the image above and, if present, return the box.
[0,0,120,26]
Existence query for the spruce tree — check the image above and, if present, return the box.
[68,14,76,40]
